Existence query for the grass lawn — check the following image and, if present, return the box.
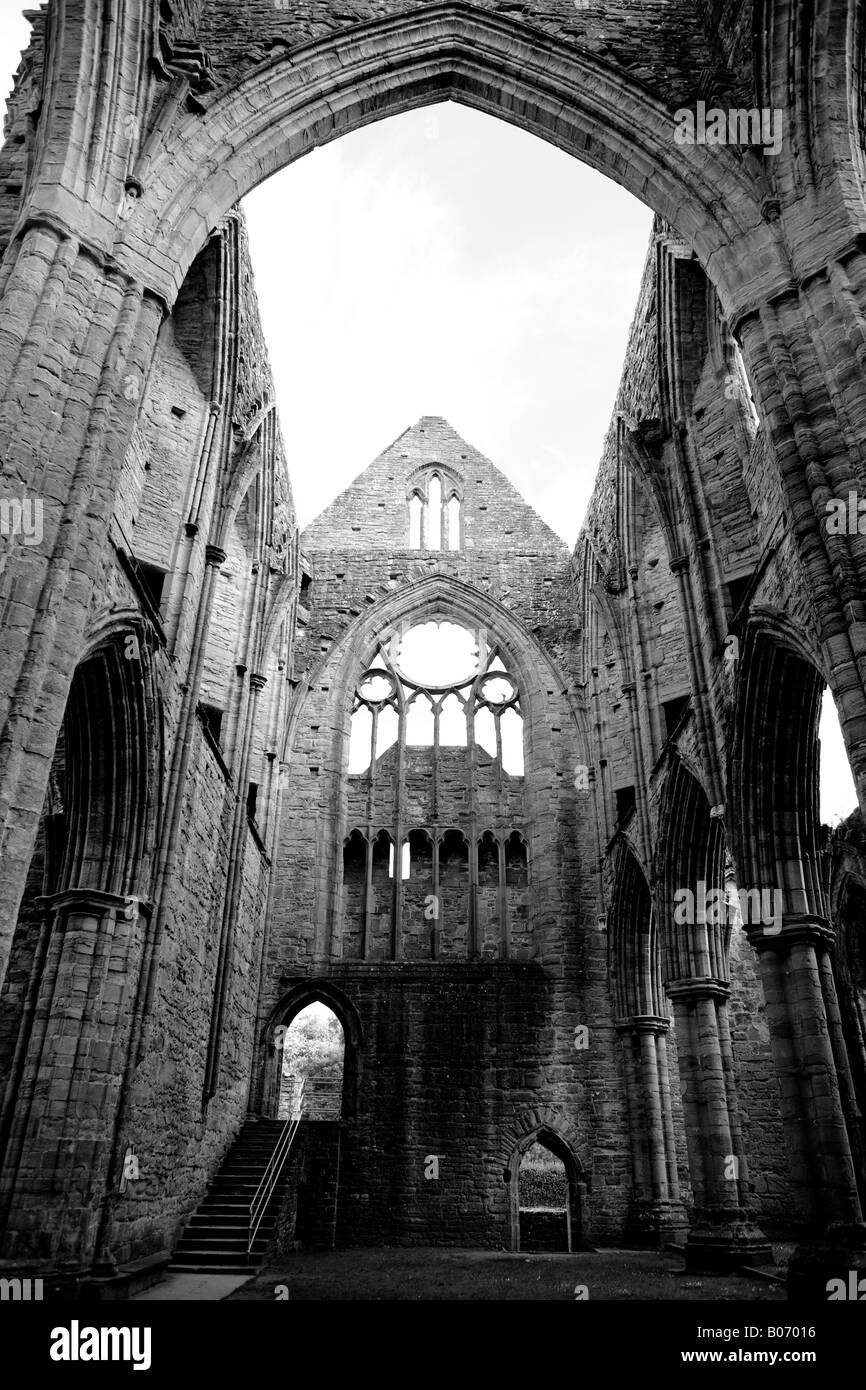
[225,1246,789,1301]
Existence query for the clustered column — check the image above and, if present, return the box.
[617,1016,687,1245]
[665,978,771,1269]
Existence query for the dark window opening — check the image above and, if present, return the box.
[504,832,528,887]
[662,695,691,739]
[247,781,258,821]
[726,572,754,619]
[138,561,166,614]
[199,703,223,745]
[615,785,636,824]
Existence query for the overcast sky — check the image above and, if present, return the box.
[243,103,652,548]
[0,13,856,823]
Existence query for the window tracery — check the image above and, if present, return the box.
[341,617,530,960]
[347,619,524,776]
[407,472,462,549]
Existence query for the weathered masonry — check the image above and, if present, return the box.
[0,1,865,1298]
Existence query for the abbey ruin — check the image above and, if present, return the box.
[0,0,865,1303]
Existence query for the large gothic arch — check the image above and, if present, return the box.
[126,5,775,307]
[2,0,866,1298]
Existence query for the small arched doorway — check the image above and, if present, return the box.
[505,1125,585,1252]
[278,1003,345,1121]
[518,1140,570,1252]
[260,980,362,1122]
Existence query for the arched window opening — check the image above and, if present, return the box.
[439,829,469,955]
[388,839,410,880]
[425,474,442,549]
[348,703,373,774]
[404,829,435,957]
[408,491,423,549]
[819,688,858,827]
[518,1141,570,1252]
[342,829,367,957]
[478,832,499,883]
[342,617,531,959]
[505,832,528,887]
[475,705,497,758]
[446,494,461,550]
[375,703,399,762]
[505,831,531,957]
[279,1003,345,1121]
[408,472,462,550]
[348,620,524,775]
[478,831,500,957]
[369,830,393,957]
[499,707,525,776]
[439,692,468,746]
[406,692,435,746]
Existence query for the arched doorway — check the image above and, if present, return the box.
[278,1002,345,1121]
[505,1124,585,1252]
[260,981,363,1122]
[518,1140,570,1253]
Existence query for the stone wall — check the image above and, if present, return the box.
[0,207,297,1268]
[261,417,640,1246]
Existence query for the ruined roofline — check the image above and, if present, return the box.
[300,415,571,555]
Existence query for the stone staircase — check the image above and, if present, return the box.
[169,1119,295,1274]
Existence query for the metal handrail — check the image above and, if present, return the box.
[248,1080,305,1256]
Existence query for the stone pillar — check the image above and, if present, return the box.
[746,917,866,1296]
[0,888,149,1268]
[666,979,771,1270]
[617,1016,688,1246]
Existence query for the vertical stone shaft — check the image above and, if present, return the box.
[752,927,862,1227]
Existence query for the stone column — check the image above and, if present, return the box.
[0,888,149,1268]
[666,979,771,1270]
[617,1016,688,1246]
[746,917,865,1296]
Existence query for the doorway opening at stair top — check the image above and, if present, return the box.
[518,1141,570,1252]
[279,1002,345,1120]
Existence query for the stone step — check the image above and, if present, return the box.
[197,1203,254,1214]
[170,1247,263,1266]
[175,1228,270,1242]
[188,1212,264,1227]
[170,1117,298,1269]
[181,1225,273,1242]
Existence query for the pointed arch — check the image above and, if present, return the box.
[259,978,364,1119]
[729,618,827,925]
[500,1111,588,1252]
[609,837,662,1020]
[124,5,776,313]
[655,754,729,987]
